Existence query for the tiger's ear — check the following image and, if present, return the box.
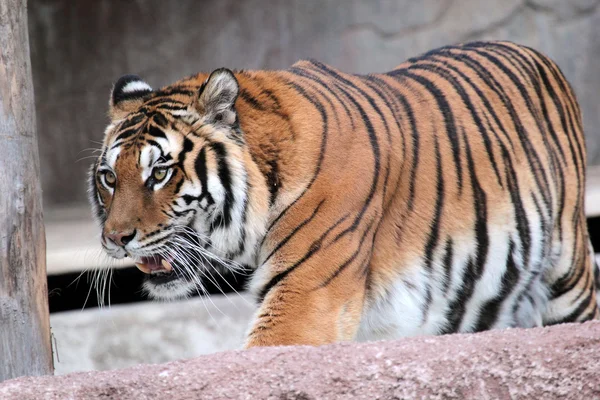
[109,75,153,120]
[196,68,239,125]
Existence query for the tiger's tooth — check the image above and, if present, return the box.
[135,263,152,274]
[161,259,173,272]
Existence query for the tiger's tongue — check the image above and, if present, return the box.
[135,255,173,274]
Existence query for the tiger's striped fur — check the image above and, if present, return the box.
[89,41,598,346]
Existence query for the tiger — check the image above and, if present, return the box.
[89,41,599,347]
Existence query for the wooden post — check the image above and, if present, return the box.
[0,0,53,381]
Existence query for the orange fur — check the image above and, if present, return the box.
[92,41,598,347]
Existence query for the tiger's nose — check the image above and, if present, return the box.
[105,230,137,247]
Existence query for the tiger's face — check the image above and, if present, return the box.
[89,70,267,299]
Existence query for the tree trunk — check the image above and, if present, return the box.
[0,0,53,381]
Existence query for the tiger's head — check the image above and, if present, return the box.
[88,70,269,300]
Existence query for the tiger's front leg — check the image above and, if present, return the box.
[245,279,367,347]
[245,237,370,347]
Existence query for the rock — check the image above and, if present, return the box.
[1,321,599,399]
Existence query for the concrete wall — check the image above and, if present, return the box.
[50,295,255,375]
[28,0,600,206]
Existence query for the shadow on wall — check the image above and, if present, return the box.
[29,0,600,207]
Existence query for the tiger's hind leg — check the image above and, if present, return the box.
[542,233,599,325]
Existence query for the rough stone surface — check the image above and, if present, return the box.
[2,321,599,399]
[27,0,600,206]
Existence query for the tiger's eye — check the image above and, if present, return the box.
[153,168,168,181]
[104,171,116,186]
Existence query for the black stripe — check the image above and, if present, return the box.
[462,45,553,212]
[262,199,326,266]
[88,162,107,223]
[147,125,167,140]
[114,127,140,143]
[485,45,562,211]
[142,227,170,240]
[440,257,477,334]
[434,51,517,150]
[550,257,588,299]
[530,55,581,232]
[438,49,534,267]
[387,83,420,212]
[289,66,355,129]
[474,240,520,331]
[577,305,598,323]
[551,290,595,324]
[177,137,194,179]
[319,220,375,288]
[361,76,401,202]
[238,76,293,124]
[302,63,384,239]
[388,69,463,193]
[423,137,445,270]
[152,112,168,127]
[407,61,503,188]
[157,104,189,112]
[257,214,349,302]
[119,113,145,130]
[194,147,214,207]
[227,195,249,259]
[258,72,329,251]
[153,87,196,97]
[440,128,489,333]
[143,98,187,107]
[504,147,532,270]
[173,175,184,195]
[265,157,280,206]
[363,76,407,171]
[526,46,586,175]
[441,239,454,293]
[330,87,380,242]
[210,142,234,229]
[239,89,266,111]
[419,136,445,323]
[570,263,593,306]
[429,53,516,153]
[523,53,569,164]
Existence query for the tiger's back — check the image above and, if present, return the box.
[248,41,597,343]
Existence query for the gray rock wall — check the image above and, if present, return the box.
[29,0,600,205]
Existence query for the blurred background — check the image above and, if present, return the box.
[30,0,600,374]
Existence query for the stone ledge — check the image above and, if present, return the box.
[45,205,132,275]
[50,294,255,375]
[1,321,599,400]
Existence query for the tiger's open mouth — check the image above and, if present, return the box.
[131,229,223,298]
[135,254,181,286]
[135,254,174,274]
